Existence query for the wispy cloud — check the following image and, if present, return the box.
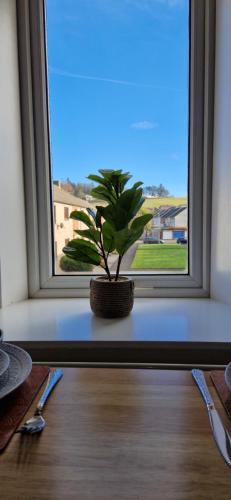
[49,67,184,93]
[131,121,158,130]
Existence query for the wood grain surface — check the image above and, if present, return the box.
[0,368,231,500]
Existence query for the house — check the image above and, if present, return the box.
[53,184,89,261]
[152,205,188,241]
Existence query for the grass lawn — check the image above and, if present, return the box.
[143,196,187,210]
[131,244,187,269]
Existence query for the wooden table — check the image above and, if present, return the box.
[1,368,231,499]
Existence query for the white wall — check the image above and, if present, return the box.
[175,210,187,228]
[0,0,28,307]
[211,0,231,304]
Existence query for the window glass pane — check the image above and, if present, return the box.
[46,0,189,276]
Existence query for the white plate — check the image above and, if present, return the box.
[225,362,231,391]
[0,343,32,400]
[0,348,10,377]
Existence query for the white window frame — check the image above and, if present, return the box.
[17,0,215,298]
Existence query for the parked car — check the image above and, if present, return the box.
[177,237,187,245]
[143,237,164,244]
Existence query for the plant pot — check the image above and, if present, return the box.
[90,277,134,318]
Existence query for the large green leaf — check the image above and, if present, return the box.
[102,222,116,253]
[95,207,103,228]
[99,204,128,231]
[117,173,132,194]
[100,187,145,230]
[99,169,122,180]
[114,227,143,255]
[74,228,100,243]
[91,186,116,203]
[87,174,108,186]
[118,187,144,220]
[132,181,143,190]
[70,211,94,228]
[87,175,114,195]
[131,214,153,232]
[63,239,101,266]
[97,170,131,197]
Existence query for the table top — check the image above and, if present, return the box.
[1,368,231,500]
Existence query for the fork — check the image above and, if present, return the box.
[18,368,63,434]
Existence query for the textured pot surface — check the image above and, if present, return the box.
[90,277,134,318]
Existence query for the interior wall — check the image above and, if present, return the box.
[0,0,28,307]
[211,0,231,304]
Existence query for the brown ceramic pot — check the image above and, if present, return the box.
[90,277,134,318]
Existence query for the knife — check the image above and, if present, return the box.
[192,368,231,466]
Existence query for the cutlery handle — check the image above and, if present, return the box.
[36,368,63,413]
[191,369,214,408]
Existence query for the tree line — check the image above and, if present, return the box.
[55,178,170,199]
[144,184,170,197]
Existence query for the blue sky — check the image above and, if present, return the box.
[46,0,189,196]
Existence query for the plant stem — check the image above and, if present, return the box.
[115,255,122,281]
[99,232,111,281]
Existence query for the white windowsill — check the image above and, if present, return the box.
[0,298,231,343]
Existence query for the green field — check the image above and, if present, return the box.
[131,244,187,269]
[143,197,187,210]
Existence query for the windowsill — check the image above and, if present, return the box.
[0,298,231,364]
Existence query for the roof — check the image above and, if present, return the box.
[53,184,89,208]
[154,205,187,218]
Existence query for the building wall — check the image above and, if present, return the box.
[211,0,231,304]
[54,203,74,257]
[54,203,87,259]
[174,210,187,228]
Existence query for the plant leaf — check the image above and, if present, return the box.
[114,227,143,255]
[95,207,103,228]
[131,214,153,232]
[118,187,144,220]
[102,222,116,253]
[132,181,143,189]
[99,204,128,231]
[70,211,94,228]
[91,186,116,203]
[99,169,122,180]
[74,228,100,243]
[100,187,145,230]
[63,239,101,266]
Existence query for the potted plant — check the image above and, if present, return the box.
[63,169,152,318]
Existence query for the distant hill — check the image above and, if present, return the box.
[88,196,187,210]
[143,196,187,210]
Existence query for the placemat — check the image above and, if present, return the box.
[0,365,49,452]
[210,370,231,420]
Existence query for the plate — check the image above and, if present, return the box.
[0,343,32,400]
[0,348,10,377]
[225,362,231,391]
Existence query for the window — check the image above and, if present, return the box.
[18,0,215,297]
[64,207,69,220]
[46,0,190,277]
